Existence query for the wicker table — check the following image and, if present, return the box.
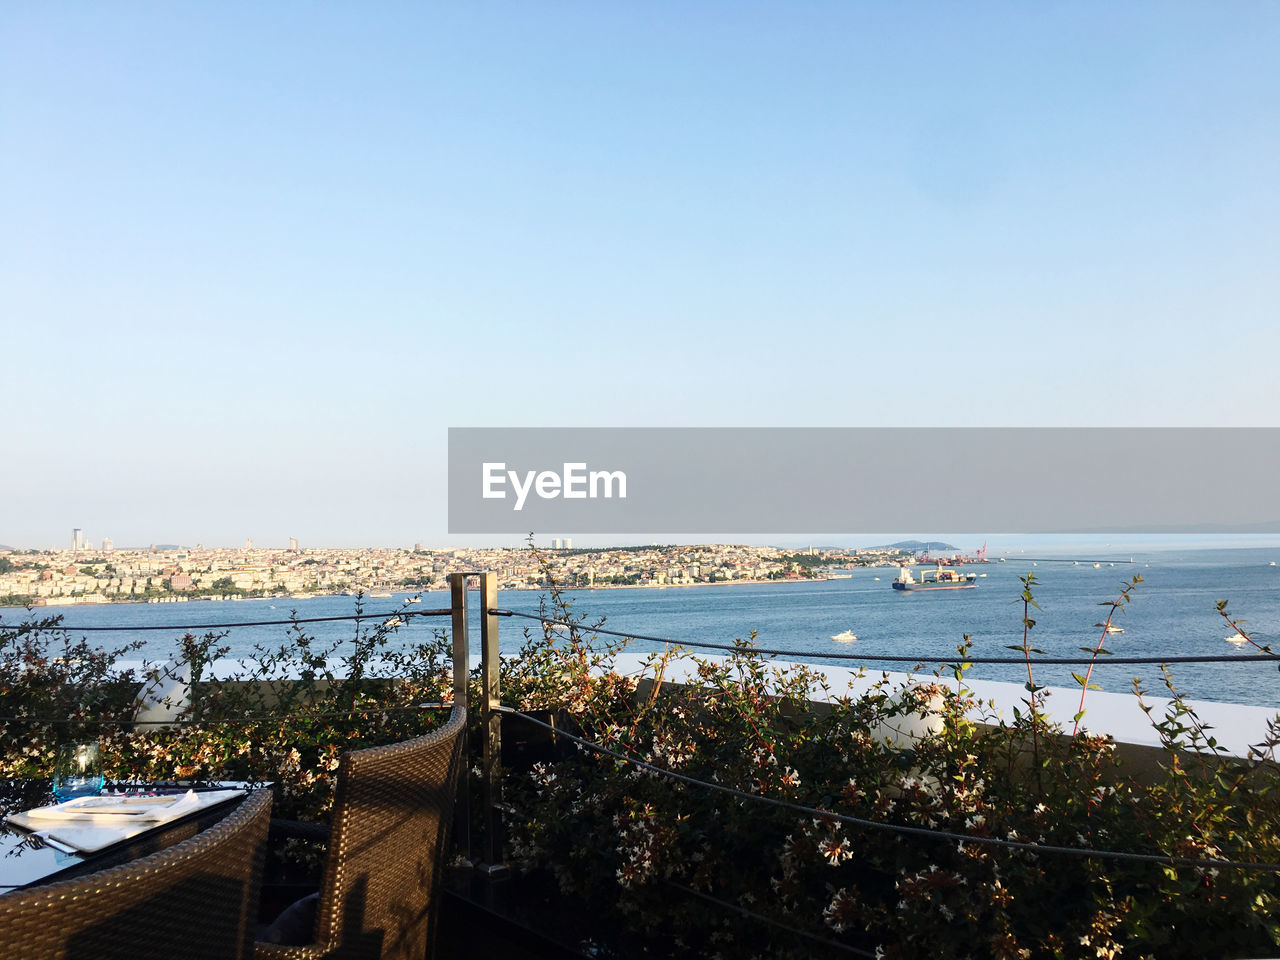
[0,780,257,893]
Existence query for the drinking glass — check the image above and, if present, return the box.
[53,742,104,801]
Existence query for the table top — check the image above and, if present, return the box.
[1,780,256,892]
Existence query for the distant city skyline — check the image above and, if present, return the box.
[2,4,1276,545]
[7,530,1280,556]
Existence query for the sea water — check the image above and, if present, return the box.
[4,548,1278,711]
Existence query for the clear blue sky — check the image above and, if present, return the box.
[2,3,1277,548]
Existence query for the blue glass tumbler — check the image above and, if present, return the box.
[53,742,104,801]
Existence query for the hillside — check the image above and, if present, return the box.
[867,540,957,552]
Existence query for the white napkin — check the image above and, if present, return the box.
[25,790,203,822]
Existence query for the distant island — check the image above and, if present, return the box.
[868,540,957,552]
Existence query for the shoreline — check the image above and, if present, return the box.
[0,574,871,609]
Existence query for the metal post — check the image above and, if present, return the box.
[448,573,471,864]
[480,571,507,874]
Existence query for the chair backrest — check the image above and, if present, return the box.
[0,788,272,960]
[309,706,467,960]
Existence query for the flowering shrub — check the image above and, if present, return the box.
[0,612,142,779]
[500,581,1280,959]
[0,597,454,833]
[4,575,1280,958]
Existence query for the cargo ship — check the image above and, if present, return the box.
[892,565,978,591]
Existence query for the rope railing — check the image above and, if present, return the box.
[4,604,1272,666]
[664,880,875,957]
[493,609,1280,667]
[500,706,1280,874]
[0,608,453,632]
[0,703,456,727]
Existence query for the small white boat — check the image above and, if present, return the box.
[1093,563,1101,569]
[830,630,857,642]
[405,597,421,604]
[1225,634,1249,645]
[1093,623,1124,634]
[1271,561,1277,567]
[978,573,987,578]
[873,577,880,581]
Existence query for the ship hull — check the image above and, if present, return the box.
[892,581,977,591]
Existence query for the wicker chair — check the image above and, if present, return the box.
[0,788,273,960]
[256,706,467,960]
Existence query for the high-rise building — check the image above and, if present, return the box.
[102,537,114,552]
[563,538,573,550]
[289,537,299,552]
[72,528,84,550]
[552,538,563,549]
[245,537,253,550]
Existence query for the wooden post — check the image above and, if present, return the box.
[448,573,471,864]
[480,572,506,873]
